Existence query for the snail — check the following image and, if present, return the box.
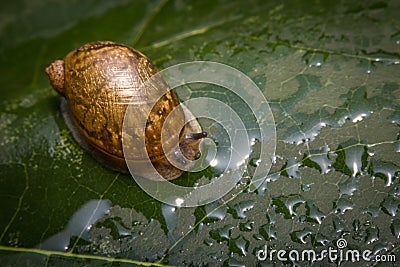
[45,41,206,180]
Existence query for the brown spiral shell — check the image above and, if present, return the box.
[45,41,206,180]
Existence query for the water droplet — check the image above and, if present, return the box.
[229,200,255,219]
[282,157,302,178]
[259,224,277,241]
[333,142,367,177]
[365,227,379,244]
[272,194,305,219]
[290,228,313,244]
[353,219,361,232]
[256,176,269,195]
[36,199,111,251]
[268,172,281,183]
[239,221,254,232]
[380,195,399,216]
[228,257,245,267]
[334,198,354,214]
[203,238,213,247]
[392,184,400,197]
[314,234,330,246]
[338,176,358,196]
[363,50,400,65]
[210,158,218,167]
[252,233,263,241]
[305,201,325,224]
[249,157,261,167]
[161,204,178,240]
[331,217,345,238]
[370,159,399,187]
[352,113,368,123]
[263,211,275,225]
[229,235,249,256]
[395,142,400,153]
[390,218,400,238]
[175,198,184,207]
[112,220,132,238]
[205,201,228,221]
[210,225,234,242]
[361,205,381,217]
[303,145,332,174]
[357,59,376,74]
[347,147,365,177]
[302,51,327,67]
[391,31,400,45]
[283,121,327,145]
[256,173,280,195]
[301,183,314,192]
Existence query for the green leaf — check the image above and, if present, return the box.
[1,0,399,266]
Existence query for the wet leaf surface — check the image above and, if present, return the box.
[1,0,399,266]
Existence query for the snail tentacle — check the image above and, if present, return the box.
[184,131,208,140]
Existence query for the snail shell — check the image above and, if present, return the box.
[45,41,206,180]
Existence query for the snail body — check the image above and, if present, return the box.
[46,41,205,180]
